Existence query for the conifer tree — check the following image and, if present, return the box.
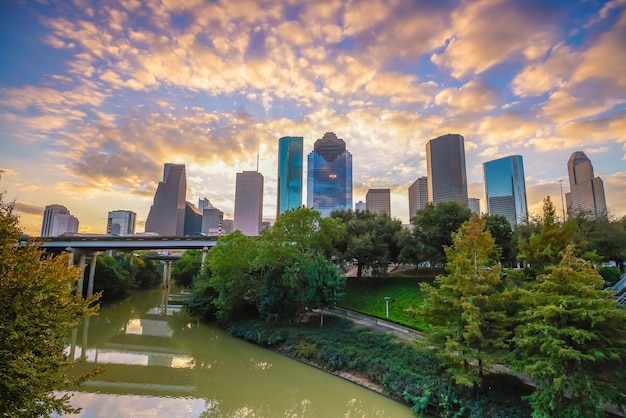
[419,216,508,387]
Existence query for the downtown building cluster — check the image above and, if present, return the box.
[39,133,609,237]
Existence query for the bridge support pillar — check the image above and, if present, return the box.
[162,261,172,288]
[87,254,98,298]
[77,254,87,296]
[201,246,208,273]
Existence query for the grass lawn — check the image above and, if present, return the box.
[338,270,440,331]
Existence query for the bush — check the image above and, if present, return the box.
[599,266,621,288]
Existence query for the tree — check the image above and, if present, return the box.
[482,214,513,265]
[0,196,100,416]
[133,257,162,289]
[331,209,403,277]
[207,231,260,321]
[302,254,346,326]
[84,255,132,302]
[517,197,578,275]
[419,216,508,387]
[511,247,626,417]
[401,201,472,268]
[171,249,202,289]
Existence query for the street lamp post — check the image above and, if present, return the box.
[384,296,390,318]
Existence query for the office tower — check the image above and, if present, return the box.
[221,219,234,234]
[468,198,480,215]
[355,201,366,211]
[107,210,136,235]
[199,198,224,235]
[366,189,391,216]
[41,204,70,236]
[277,136,303,217]
[50,213,79,237]
[183,202,203,236]
[426,134,468,207]
[565,151,607,219]
[145,163,187,236]
[307,132,353,217]
[233,171,264,236]
[408,176,428,220]
[483,155,528,226]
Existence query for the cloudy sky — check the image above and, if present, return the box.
[1,0,625,235]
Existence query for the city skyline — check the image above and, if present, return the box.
[1,1,625,235]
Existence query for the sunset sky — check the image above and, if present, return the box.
[1,0,625,236]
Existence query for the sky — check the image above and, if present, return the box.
[1,0,625,236]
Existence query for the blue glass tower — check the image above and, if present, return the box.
[277,136,303,217]
[307,132,352,217]
[483,155,528,226]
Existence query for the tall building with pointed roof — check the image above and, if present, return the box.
[307,132,353,217]
[145,163,187,236]
[565,151,607,218]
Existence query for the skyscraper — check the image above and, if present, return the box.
[234,171,264,236]
[565,151,607,218]
[468,198,481,215]
[145,163,187,236]
[307,132,353,217]
[41,204,69,236]
[277,136,303,217]
[355,201,366,211]
[199,198,224,235]
[183,202,203,236]
[483,155,528,226]
[366,189,391,216]
[408,176,428,220]
[426,134,468,207]
[50,213,79,236]
[107,210,136,235]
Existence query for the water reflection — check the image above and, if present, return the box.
[57,287,416,417]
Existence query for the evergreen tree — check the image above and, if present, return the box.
[419,216,508,387]
[511,247,626,417]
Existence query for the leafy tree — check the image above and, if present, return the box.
[332,209,403,277]
[172,249,202,289]
[517,197,578,275]
[84,255,132,302]
[133,257,162,289]
[511,247,626,417]
[482,214,513,265]
[302,254,346,326]
[207,231,260,321]
[419,216,508,387]
[0,197,100,416]
[401,201,472,268]
[185,268,218,320]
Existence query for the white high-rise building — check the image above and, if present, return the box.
[366,189,391,216]
[426,134,468,207]
[50,213,79,237]
[41,204,69,236]
[145,163,187,236]
[468,198,481,215]
[565,151,607,219]
[408,176,428,220]
[107,210,136,235]
[234,171,264,236]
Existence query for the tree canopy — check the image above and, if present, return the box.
[0,196,100,416]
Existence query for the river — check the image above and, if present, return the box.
[56,287,418,417]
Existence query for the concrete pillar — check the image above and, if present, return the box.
[162,262,168,288]
[167,261,172,288]
[201,246,208,273]
[81,316,90,360]
[77,254,87,297]
[67,247,75,266]
[87,254,98,298]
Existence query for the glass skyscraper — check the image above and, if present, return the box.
[483,155,528,226]
[145,163,187,236]
[426,134,468,207]
[307,132,352,217]
[277,136,303,217]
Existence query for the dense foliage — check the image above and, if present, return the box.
[0,196,100,416]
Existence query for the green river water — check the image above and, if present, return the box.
[56,287,420,417]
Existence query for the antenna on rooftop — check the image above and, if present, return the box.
[256,137,260,172]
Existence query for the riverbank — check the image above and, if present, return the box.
[225,315,532,418]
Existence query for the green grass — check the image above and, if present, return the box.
[338,274,436,331]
